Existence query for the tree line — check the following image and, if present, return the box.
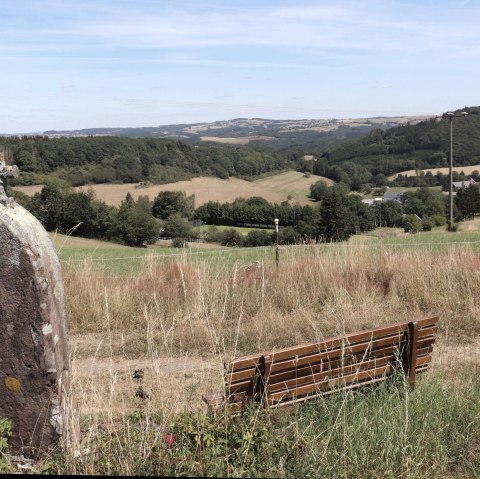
[291,107,480,191]
[9,184,376,247]
[1,136,293,187]
[11,176,480,248]
[3,107,479,196]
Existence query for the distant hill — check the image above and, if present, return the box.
[35,116,431,150]
[325,106,480,177]
[4,109,479,192]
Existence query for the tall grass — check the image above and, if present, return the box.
[50,242,480,477]
[56,368,480,478]
[65,244,480,359]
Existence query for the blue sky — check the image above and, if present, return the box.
[1,0,479,133]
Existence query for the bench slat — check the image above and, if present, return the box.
[268,364,392,403]
[228,316,438,370]
[225,339,436,396]
[204,317,438,413]
[268,355,393,394]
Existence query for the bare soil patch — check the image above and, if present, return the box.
[70,334,221,416]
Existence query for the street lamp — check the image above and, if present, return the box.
[442,111,469,231]
[274,218,279,270]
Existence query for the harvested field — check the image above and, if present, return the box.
[13,171,326,207]
[200,135,274,144]
[12,184,43,196]
[255,171,332,203]
[390,164,480,179]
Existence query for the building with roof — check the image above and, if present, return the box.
[452,177,477,190]
[383,190,406,203]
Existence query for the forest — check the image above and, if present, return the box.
[1,136,292,187]
[2,107,479,194]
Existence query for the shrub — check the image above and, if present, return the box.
[220,229,243,247]
[402,214,422,233]
[0,418,12,474]
[171,237,187,248]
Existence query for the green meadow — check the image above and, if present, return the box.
[52,218,480,276]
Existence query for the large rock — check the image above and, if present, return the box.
[0,195,69,456]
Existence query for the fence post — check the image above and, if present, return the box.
[407,321,419,389]
[274,219,279,272]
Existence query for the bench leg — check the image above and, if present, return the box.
[407,321,419,389]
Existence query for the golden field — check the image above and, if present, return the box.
[13,171,328,207]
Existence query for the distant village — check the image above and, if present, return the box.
[361,177,478,206]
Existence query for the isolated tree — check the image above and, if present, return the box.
[57,192,96,237]
[374,201,404,227]
[403,187,446,219]
[243,229,273,247]
[345,195,376,233]
[402,214,422,233]
[221,229,243,247]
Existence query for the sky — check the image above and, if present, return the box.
[0,0,479,133]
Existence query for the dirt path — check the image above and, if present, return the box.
[69,336,479,418]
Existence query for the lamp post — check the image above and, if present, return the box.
[274,218,279,271]
[443,111,468,231]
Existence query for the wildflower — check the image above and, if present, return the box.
[165,433,175,446]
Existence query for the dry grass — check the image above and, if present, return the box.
[13,171,325,207]
[200,135,274,144]
[64,244,480,356]
[389,163,480,179]
[54,243,480,477]
[254,171,332,203]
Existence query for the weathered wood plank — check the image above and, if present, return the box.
[205,316,439,413]
[229,316,438,369]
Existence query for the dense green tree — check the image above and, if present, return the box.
[112,154,144,183]
[317,191,357,242]
[243,229,273,247]
[162,213,193,239]
[221,229,243,246]
[402,214,423,233]
[112,194,160,246]
[30,184,65,231]
[152,191,195,220]
[374,201,404,227]
[57,191,96,237]
[455,185,480,219]
[309,180,330,201]
[278,226,302,244]
[345,195,376,232]
[403,187,446,219]
[16,150,37,172]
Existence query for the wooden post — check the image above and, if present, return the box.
[259,355,273,406]
[274,219,279,272]
[407,321,419,389]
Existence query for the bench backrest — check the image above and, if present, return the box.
[223,316,438,411]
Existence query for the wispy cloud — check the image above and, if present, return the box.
[1,1,479,132]
[2,0,480,55]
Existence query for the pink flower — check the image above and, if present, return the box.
[165,433,175,446]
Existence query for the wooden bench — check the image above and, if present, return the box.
[203,316,439,412]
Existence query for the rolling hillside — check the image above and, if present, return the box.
[13,171,326,207]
